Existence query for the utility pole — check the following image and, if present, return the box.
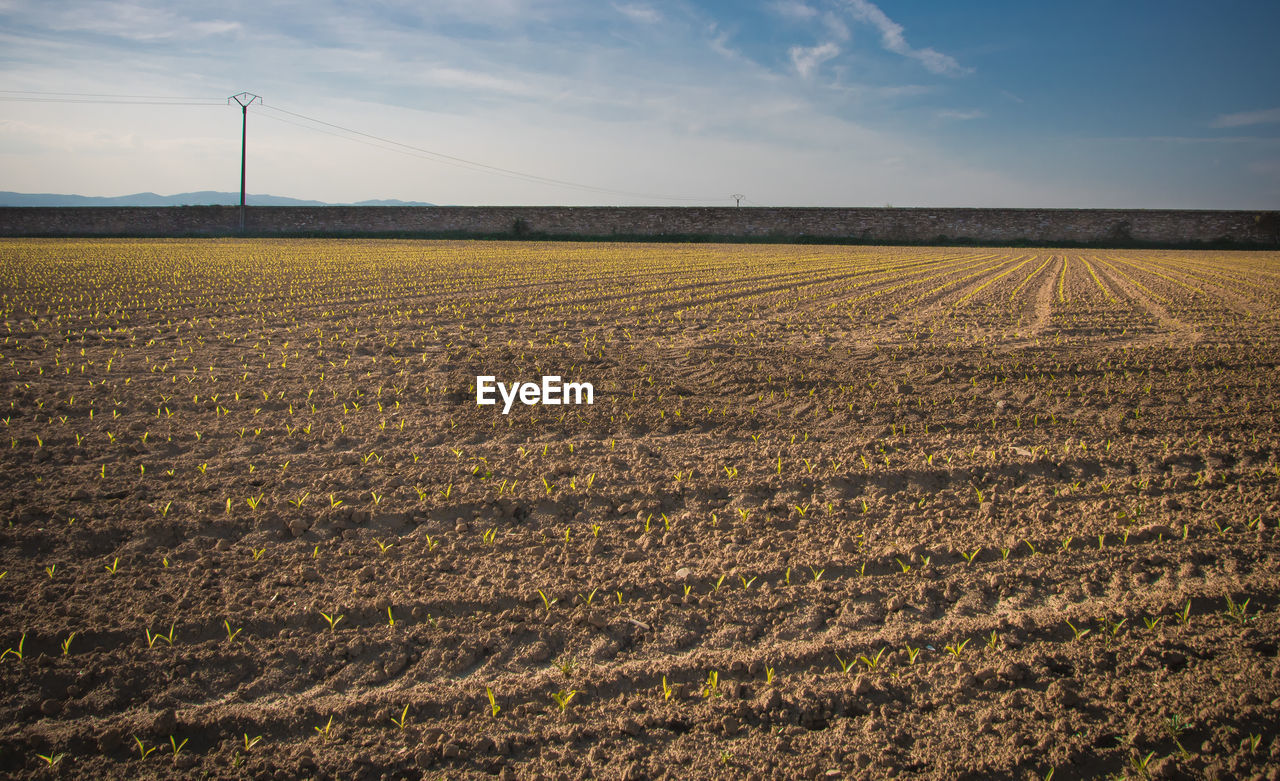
[731,194,744,207]
[228,93,261,231]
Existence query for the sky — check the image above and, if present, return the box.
[1,0,1278,207]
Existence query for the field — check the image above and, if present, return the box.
[1,238,1278,780]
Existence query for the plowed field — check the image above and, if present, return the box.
[1,239,1278,780]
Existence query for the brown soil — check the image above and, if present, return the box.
[1,239,1278,780]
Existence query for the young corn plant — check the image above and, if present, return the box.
[1224,595,1254,627]
[389,704,410,731]
[486,687,501,717]
[550,689,580,713]
[320,612,344,632]
[1,633,25,662]
[859,647,886,672]
[835,654,856,675]
[944,639,970,659]
[661,675,675,701]
[133,736,158,759]
[36,751,66,768]
[1065,620,1090,642]
[701,671,721,698]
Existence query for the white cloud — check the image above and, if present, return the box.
[417,67,529,96]
[843,0,969,75]
[936,108,985,121]
[612,2,661,24]
[1211,107,1280,128]
[790,42,840,78]
[770,1,818,21]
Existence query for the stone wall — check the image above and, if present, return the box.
[1,206,1277,246]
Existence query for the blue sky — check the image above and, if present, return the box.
[1,0,1278,207]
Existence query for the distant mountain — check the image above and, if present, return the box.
[0,191,435,207]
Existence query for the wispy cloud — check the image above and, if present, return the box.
[936,108,985,121]
[1211,107,1280,128]
[789,41,840,78]
[843,0,969,75]
[770,1,818,21]
[612,2,661,25]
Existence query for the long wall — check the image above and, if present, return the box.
[1,206,1278,246]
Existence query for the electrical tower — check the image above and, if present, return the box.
[228,92,261,231]
[731,194,744,207]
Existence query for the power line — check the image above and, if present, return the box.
[0,96,222,106]
[0,88,221,101]
[258,103,724,203]
[2,86,732,203]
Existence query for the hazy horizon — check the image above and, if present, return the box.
[2,1,1278,209]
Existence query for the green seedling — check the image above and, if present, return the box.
[702,671,721,698]
[251,547,265,561]
[375,538,394,553]
[387,607,396,627]
[1,633,25,662]
[904,644,921,664]
[1224,595,1253,627]
[145,623,176,648]
[390,704,410,730]
[44,564,56,579]
[550,689,579,712]
[835,654,856,675]
[985,631,999,650]
[1060,536,1073,552]
[1129,750,1155,776]
[739,574,757,590]
[895,558,912,574]
[661,675,675,700]
[555,656,578,677]
[1165,714,1189,756]
[314,716,334,741]
[105,557,120,574]
[944,639,969,659]
[859,647,886,672]
[960,549,979,565]
[320,612,344,632]
[60,632,76,656]
[169,736,188,756]
[1000,547,1011,560]
[133,736,157,759]
[537,589,558,613]
[765,667,776,685]
[713,574,726,593]
[1142,616,1162,632]
[1101,617,1126,638]
[487,686,501,717]
[1175,600,1192,626]
[36,752,65,767]
[243,733,262,751]
[810,566,825,582]
[1065,620,1090,642]
[1024,540,1038,556]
